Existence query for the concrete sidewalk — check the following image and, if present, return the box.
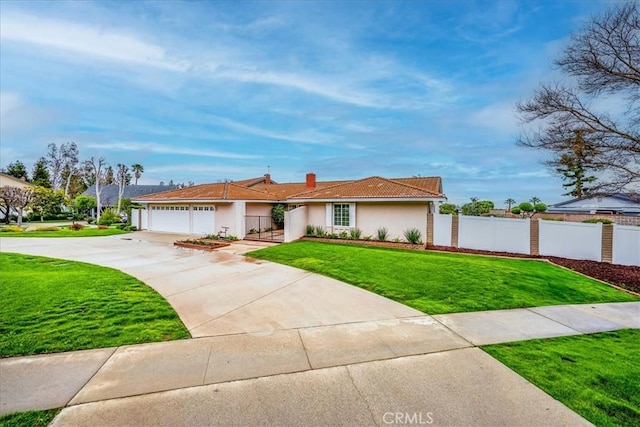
[1,233,638,425]
[1,301,637,425]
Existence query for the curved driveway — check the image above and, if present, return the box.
[1,231,425,336]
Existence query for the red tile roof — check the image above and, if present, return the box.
[134,182,279,201]
[133,175,443,202]
[289,176,443,200]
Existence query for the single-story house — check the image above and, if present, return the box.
[547,194,640,215]
[132,173,446,242]
[82,184,179,210]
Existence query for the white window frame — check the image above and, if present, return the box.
[327,203,356,229]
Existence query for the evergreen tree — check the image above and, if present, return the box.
[3,160,28,180]
[31,157,51,188]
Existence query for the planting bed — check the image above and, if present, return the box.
[174,239,230,251]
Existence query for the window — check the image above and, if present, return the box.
[333,204,350,227]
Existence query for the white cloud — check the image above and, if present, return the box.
[208,115,334,145]
[85,142,259,160]
[0,92,23,118]
[0,12,186,71]
[467,102,520,135]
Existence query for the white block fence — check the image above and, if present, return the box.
[427,214,639,266]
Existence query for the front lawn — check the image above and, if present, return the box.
[0,409,60,427]
[0,226,129,237]
[247,241,638,314]
[0,253,190,357]
[483,330,640,427]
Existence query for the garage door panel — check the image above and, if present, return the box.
[192,206,215,235]
[150,206,189,233]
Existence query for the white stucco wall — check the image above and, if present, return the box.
[246,203,273,216]
[215,203,236,236]
[306,204,326,230]
[356,202,429,241]
[284,206,307,242]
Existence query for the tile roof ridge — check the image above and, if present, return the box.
[226,181,280,199]
[222,181,229,199]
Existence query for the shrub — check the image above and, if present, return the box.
[271,204,285,228]
[403,228,422,244]
[35,226,60,232]
[0,226,23,233]
[392,237,401,243]
[305,225,315,236]
[87,217,95,224]
[227,235,238,241]
[534,203,547,212]
[339,230,349,239]
[363,235,372,241]
[349,228,362,240]
[314,226,326,237]
[204,234,220,240]
[128,226,137,231]
[439,203,458,215]
[583,218,614,224]
[376,227,389,241]
[98,209,121,226]
[511,207,521,215]
[327,233,339,239]
[69,223,85,231]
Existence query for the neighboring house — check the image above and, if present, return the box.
[82,184,179,210]
[0,173,34,220]
[132,173,446,242]
[0,172,33,190]
[547,194,640,215]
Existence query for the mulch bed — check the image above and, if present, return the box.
[300,237,640,295]
[174,240,230,251]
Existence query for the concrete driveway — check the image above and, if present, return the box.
[5,231,630,425]
[0,231,425,337]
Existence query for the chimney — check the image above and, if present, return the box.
[264,173,271,185]
[305,173,316,189]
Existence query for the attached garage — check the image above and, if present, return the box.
[192,206,215,235]
[149,206,190,233]
[148,205,216,234]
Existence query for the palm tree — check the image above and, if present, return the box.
[505,198,516,212]
[131,164,144,185]
[530,196,541,205]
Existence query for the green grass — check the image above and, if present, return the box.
[0,409,60,427]
[247,241,638,314]
[0,226,129,237]
[0,253,190,357]
[483,330,640,427]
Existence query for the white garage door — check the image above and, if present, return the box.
[150,206,190,233]
[192,206,215,235]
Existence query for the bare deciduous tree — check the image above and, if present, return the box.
[0,186,33,226]
[517,2,640,195]
[83,157,107,222]
[115,163,130,213]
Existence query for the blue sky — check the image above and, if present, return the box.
[0,0,614,205]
